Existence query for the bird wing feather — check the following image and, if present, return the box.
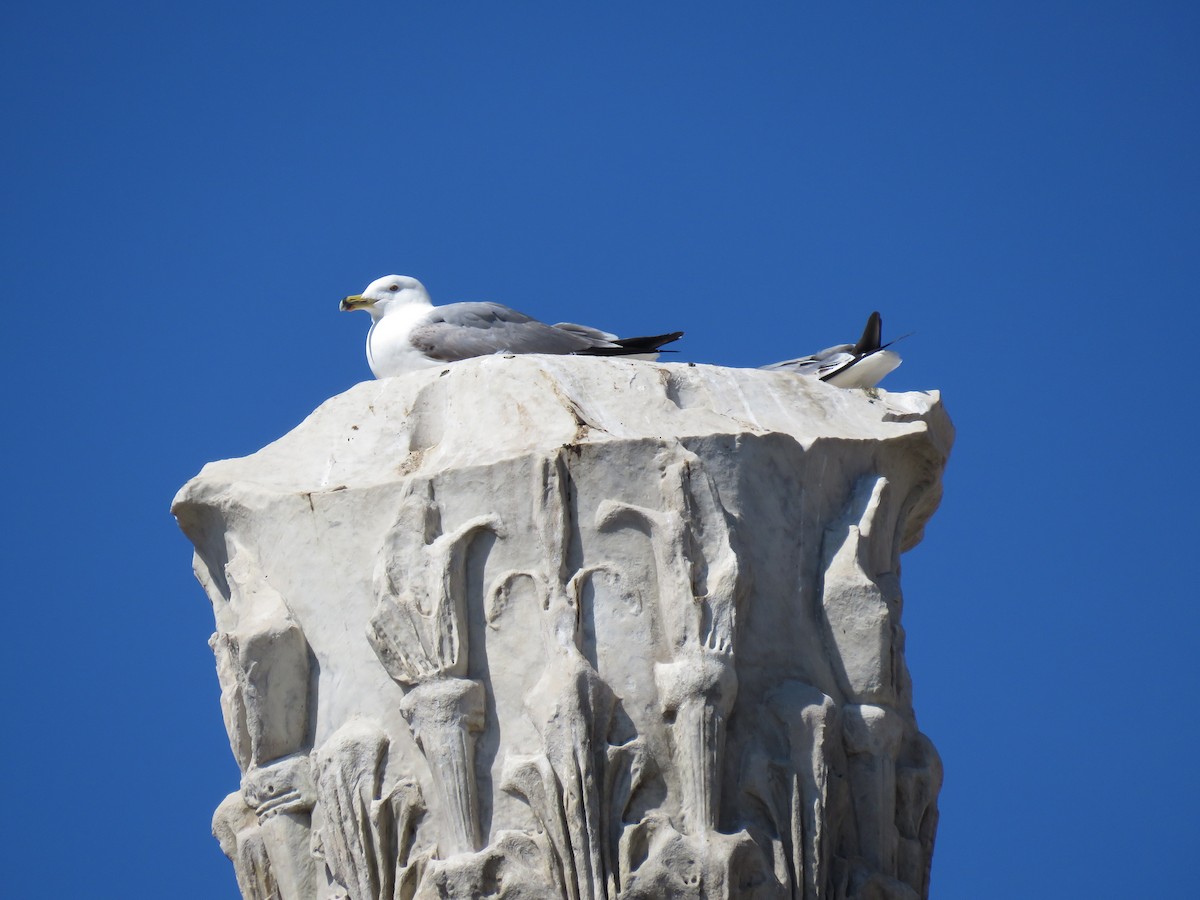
[408,302,600,361]
[761,344,855,377]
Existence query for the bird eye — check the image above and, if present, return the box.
[388,284,400,292]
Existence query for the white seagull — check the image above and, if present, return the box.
[761,311,904,389]
[341,275,684,379]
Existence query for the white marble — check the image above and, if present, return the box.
[174,356,952,899]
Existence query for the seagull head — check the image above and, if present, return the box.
[340,275,431,318]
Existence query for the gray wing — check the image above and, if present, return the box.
[408,302,607,361]
[552,321,620,342]
[760,343,855,377]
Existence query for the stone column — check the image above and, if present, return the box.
[173,355,952,900]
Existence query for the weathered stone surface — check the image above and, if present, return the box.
[173,355,952,899]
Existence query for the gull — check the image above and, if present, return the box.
[341,275,684,379]
[761,311,904,389]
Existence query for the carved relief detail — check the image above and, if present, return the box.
[598,453,744,838]
[206,543,318,898]
[741,681,844,900]
[492,453,648,900]
[366,479,500,858]
[312,719,427,900]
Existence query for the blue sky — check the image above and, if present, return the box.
[3,3,1197,896]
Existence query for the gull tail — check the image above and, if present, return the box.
[577,331,684,357]
[821,312,910,388]
[852,311,884,355]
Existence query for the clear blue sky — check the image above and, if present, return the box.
[3,3,1196,897]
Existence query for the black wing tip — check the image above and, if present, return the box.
[612,330,684,351]
[576,330,684,357]
[616,330,684,352]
